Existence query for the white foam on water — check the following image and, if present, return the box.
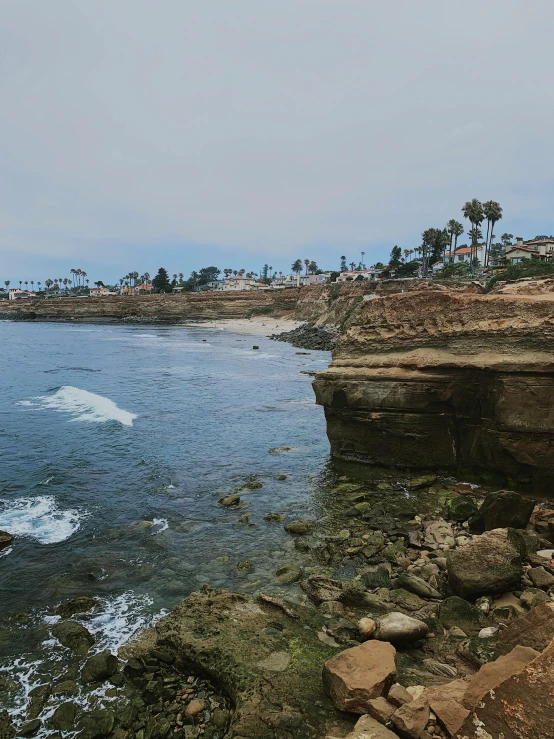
[20,386,137,426]
[82,592,163,653]
[0,496,83,544]
[16,400,32,406]
[0,547,12,558]
[152,517,169,533]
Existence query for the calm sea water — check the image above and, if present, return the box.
[0,321,333,717]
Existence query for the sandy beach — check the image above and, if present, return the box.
[185,316,303,336]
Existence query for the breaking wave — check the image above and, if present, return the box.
[0,496,83,544]
[18,386,137,426]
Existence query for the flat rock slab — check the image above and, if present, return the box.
[133,586,344,739]
[323,640,397,714]
[494,602,554,656]
[342,714,399,739]
[457,640,554,738]
[462,645,539,711]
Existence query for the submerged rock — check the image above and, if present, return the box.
[447,528,523,599]
[81,651,119,684]
[55,596,101,619]
[284,520,315,535]
[51,621,95,655]
[274,563,302,584]
[0,531,14,550]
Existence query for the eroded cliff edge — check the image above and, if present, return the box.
[313,291,554,490]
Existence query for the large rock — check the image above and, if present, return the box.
[81,651,119,684]
[428,698,469,737]
[0,711,15,739]
[494,602,554,656]
[446,496,478,522]
[394,573,441,600]
[438,597,481,633]
[51,621,94,655]
[391,697,430,738]
[300,575,343,604]
[322,641,396,714]
[55,596,101,619]
[374,612,428,646]
[462,645,540,711]
[467,490,535,534]
[0,531,14,550]
[447,528,523,599]
[458,640,554,738]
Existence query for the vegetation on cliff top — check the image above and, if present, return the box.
[486,259,554,291]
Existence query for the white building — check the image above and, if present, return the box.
[8,288,36,300]
[335,269,375,282]
[443,245,485,264]
[89,286,112,296]
[218,276,268,291]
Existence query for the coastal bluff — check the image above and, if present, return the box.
[313,290,554,489]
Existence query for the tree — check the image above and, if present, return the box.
[482,201,503,266]
[501,233,513,248]
[462,199,485,271]
[421,228,449,275]
[291,259,302,274]
[340,255,347,272]
[152,267,172,293]
[374,262,384,269]
[446,219,464,263]
[308,260,318,274]
[4,280,9,288]
[197,266,221,286]
[303,258,310,275]
[389,245,402,267]
[349,262,356,271]
[361,251,365,268]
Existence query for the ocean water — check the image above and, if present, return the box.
[0,320,333,718]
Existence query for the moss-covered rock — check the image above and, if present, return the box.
[445,495,478,522]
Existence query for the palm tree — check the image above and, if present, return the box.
[482,201,503,266]
[361,251,365,269]
[37,281,41,291]
[303,259,310,275]
[291,259,303,285]
[30,280,34,292]
[19,280,22,288]
[446,219,464,264]
[178,272,183,283]
[308,260,318,274]
[462,199,485,271]
[4,280,10,291]
[349,261,356,271]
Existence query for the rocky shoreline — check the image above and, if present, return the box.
[3,473,554,739]
[269,324,340,351]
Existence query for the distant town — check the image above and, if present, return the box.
[4,196,554,302]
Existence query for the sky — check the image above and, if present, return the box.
[2,0,554,285]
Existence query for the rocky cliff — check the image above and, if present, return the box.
[313,291,554,490]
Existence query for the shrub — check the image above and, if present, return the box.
[486,260,554,292]
[439,262,471,279]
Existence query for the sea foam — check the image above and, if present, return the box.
[0,496,83,544]
[19,386,137,426]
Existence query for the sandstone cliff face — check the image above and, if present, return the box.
[313,291,554,490]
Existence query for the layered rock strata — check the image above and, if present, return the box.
[313,291,554,490]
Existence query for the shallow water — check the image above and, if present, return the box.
[0,321,335,719]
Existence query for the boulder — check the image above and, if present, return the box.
[394,573,441,600]
[422,520,455,550]
[274,563,302,584]
[51,621,94,656]
[284,520,314,535]
[447,528,523,599]
[50,702,77,732]
[467,490,535,534]
[391,696,430,738]
[428,698,469,737]
[81,651,119,684]
[374,612,428,646]
[78,709,115,737]
[0,531,14,550]
[219,495,240,507]
[519,587,550,609]
[357,618,377,640]
[528,565,554,589]
[494,602,554,656]
[55,596,100,619]
[406,475,437,490]
[388,683,413,707]
[462,645,540,711]
[322,641,396,714]
[18,719,41,736]
[445,496,477,522]
[458,641,554,738]
[367,697,396,723]
[438,597,481,633]
[388,588,426,611]
[0,711,15,739]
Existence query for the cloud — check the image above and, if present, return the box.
[1,0,554,280]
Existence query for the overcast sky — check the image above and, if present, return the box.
[2,0,554,284]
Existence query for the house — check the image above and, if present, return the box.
[8,288,36,300]
[219,276,268,292]
[444,245,486,265]
[335,269,375,282]
[89,286,111,296]
[504,238,554,264]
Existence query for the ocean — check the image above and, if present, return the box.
[0,321,332,722]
